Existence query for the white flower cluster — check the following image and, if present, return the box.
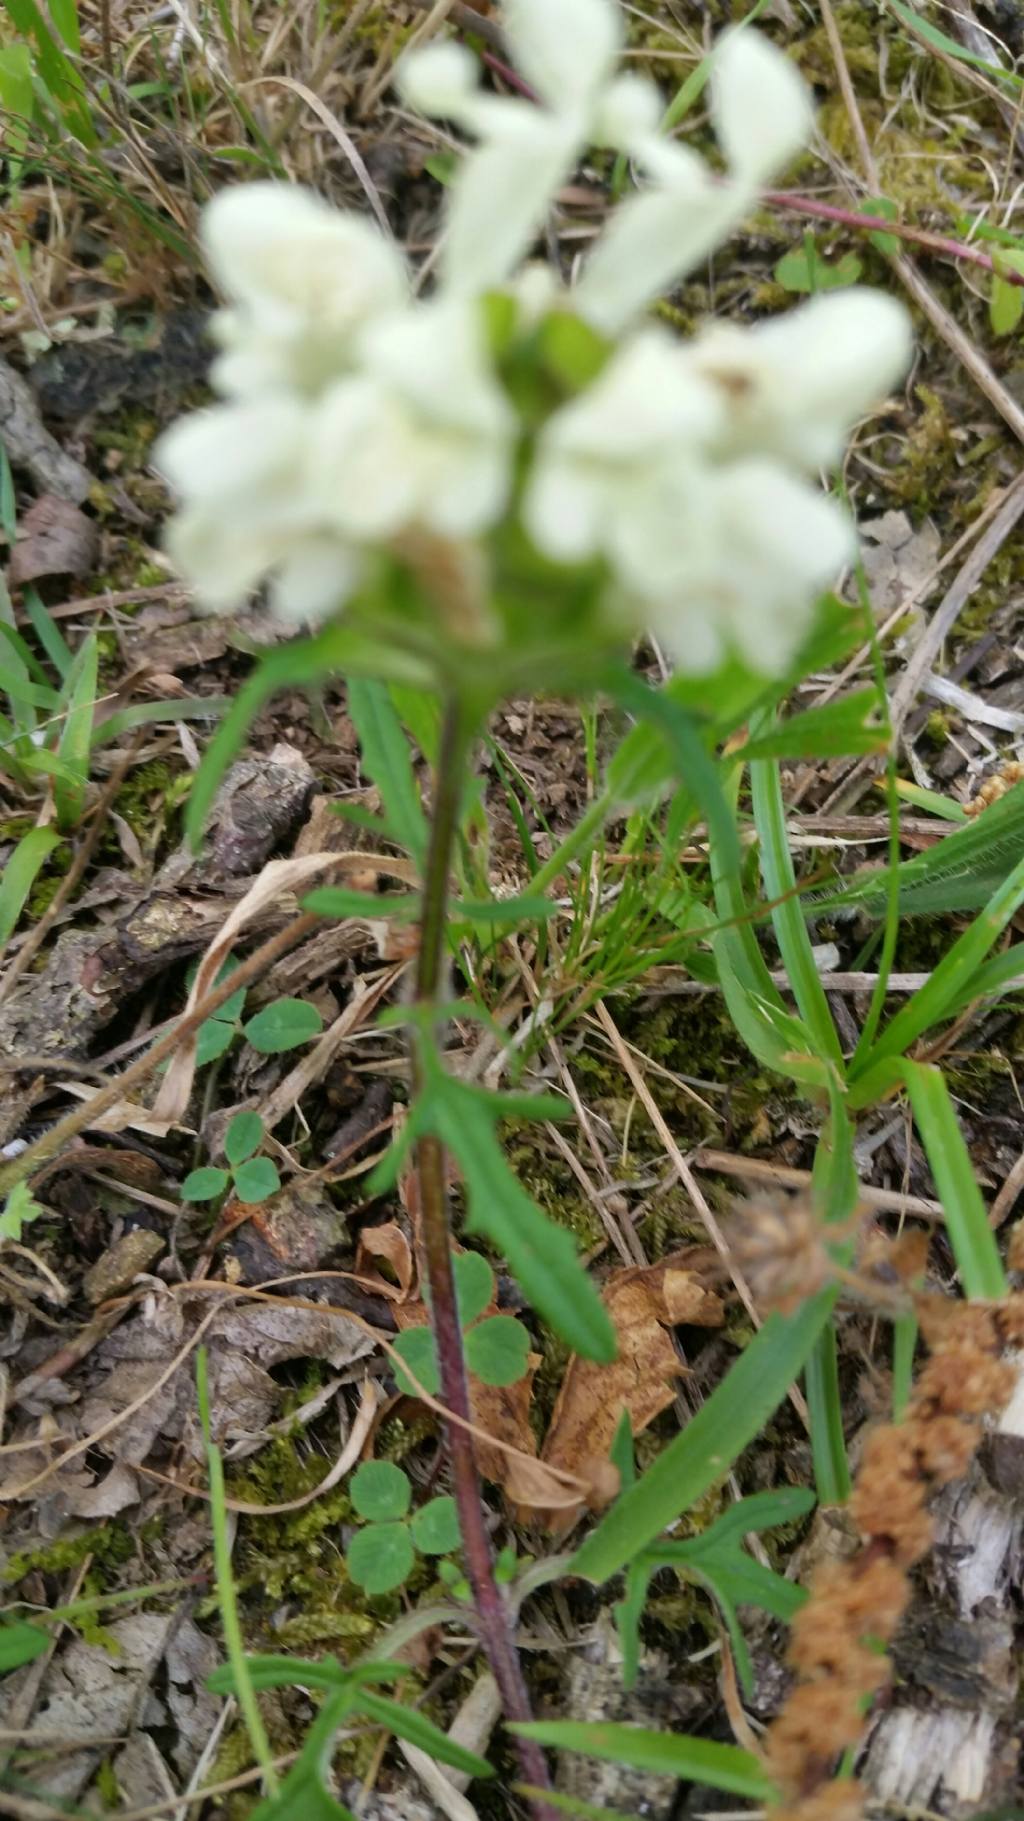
[155,0,911,675]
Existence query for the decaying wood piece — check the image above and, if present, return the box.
[860,1358,1024,1816]
[0,743,315,1065]
[0,356,93,503]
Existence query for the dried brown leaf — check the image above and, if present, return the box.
[532,1251,724,1533]
[356,1222,416,1301]
[8,494,98,583]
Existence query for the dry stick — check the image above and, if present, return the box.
[691,1147,944,1221]
[888,466,1024,733]
[411,698,555,1816]
[0,910,321,1200]
[0,736,143,1009]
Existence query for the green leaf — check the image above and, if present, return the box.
[225,1111,263,1167]
[248,1686,359,1821]
[0,1179,45,1243]
[859,194,900,255]
[902,1061,1007,1299]
[181,1166,230,1202]
[3,0,96,143]
[992,271,1024,336]
[809,777,1024,919]
[350,1461,411,1522]
[346,1522,415,1594]
[740,689,885,764]
[539,311,611,391]
[465,1315,531,1386]
[0,44,34,165]
[774,245,863,292]
[511,1724,774,1800]
[572,1292,834,1583]
[0,1622,49,1674]
[885,0,1022,85]
[410,1495,461,1555]
[54,632,97,832]
[244,998,323,1054]
[195,1017,238,1067]
[0,825,63,947]
[232,1156,281,1204]
[851,848,1024,1073]
[426,1074,616,1362]
[356,1688,493,1778]
[391,1326,441,1399]
[452,1250,494,1326]
[208,1656,403,1695]
[347,677,428,869]
[303,887,419,920]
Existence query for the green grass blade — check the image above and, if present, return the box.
[750,735,841,1064]
[811,779,1024,919]
[851,850,1024,1075]
[571,1290,835,1583]
[0,825,62,946]
[91,695,230,747]
[21,585,74,679]
[347,677,427,868]
[805,1327,851,1504]
[901,1061,1007,1299]
[511,1724,774,1800]
[196,1349,280,1796]
[54,632,96,831]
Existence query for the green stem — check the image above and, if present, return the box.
[414,695,555,1816]
[805,1327,851,1505]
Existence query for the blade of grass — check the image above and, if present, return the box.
[54,631,97,831]
[196,1348,280,1797]
[0,825,63,946]
[901,1061,1007,1299]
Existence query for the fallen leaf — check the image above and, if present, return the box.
[532,1251,724,1534]
[357,1221,416,1301]
[8,494,98,583]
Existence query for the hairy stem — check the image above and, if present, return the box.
[414,696,554,1811]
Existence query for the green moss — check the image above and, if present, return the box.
[4,1520,137,1584]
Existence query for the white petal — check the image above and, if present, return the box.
[442,113,579,293]
[644,596,726,673]
[311,378,423,539]
[574,163,747,332]
[593,73,662,148]
[153,398,306,504]
[201,183,407,393]
[360,298,514,439]
[396,41,479,116]
[711,30,812,182]
[270,537,361,624]
[165,510,279,610]
[544,328,721,459]
[422,433,512,536]
[523,452,607,561]
[503,0,622,110]
[711,461,854,669]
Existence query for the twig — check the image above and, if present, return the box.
[888,469,1024,733]
[692,1148,944,1221]
[0,911,321,1199]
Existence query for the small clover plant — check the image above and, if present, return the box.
[181,1110,280,1205]
[391,1251,531,1399]
[190,956,324,1066]
[345,1460,461,1596]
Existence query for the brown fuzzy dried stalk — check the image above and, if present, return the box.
[763,1291,1024,1821]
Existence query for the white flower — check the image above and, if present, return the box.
[312,298,516,540]
[154,398,361,622]
[524,330,856,673]
[522,329,722,561]
[202,182,408,398]
[574,30,814,332]
[687,289,913,471]
[398,0,651,294]
[639,462,856,675]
